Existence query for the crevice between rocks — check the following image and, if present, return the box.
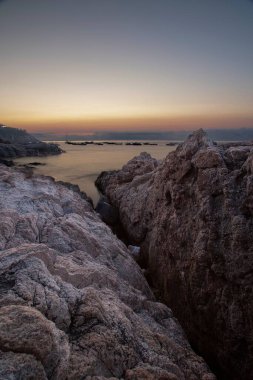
[94,192,225,380]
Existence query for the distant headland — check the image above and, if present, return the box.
[0,125,62,160]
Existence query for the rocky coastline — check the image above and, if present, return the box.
[1,127,252,379]
[0,163,215,379]
[0,125,62,160]
[96,129,253,380]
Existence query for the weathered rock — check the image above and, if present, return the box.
[0,351,47,380]
[0,164,214,379]
[0,305,69,379]
[96,129,253,380]
[56,179,94,206]
[95,152,158,194]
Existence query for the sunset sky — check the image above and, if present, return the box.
[0,0,253,133]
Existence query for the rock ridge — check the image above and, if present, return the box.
[95,129,253,380]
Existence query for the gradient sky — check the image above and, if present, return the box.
[0,0,253,133]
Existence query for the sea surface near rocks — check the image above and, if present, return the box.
[14,141,175,204]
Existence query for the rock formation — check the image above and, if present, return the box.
[0,125,62,159]
[96,129,253,380]
[0,164,215,380]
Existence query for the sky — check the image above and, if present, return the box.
[0,0,253,133]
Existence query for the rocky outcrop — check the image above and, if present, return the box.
[0,164,214,380]
[0,125,62,158]
[96,129,253,380]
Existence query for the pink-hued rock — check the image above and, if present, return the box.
[0,164,214,380]
[0,305,69,379]
[96,129,253,380]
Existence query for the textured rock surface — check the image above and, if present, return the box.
[0,164,214,379]
[96,129,253,380]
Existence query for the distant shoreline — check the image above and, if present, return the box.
[32,127,253,142]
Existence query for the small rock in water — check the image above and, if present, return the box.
[27,162,46,166]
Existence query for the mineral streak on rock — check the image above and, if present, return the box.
[0,164,214,379]
[96,129,253,380]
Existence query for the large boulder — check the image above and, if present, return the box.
[0,164,214,380]
[96,129,253,380]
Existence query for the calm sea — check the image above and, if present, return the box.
[14,141,176,204]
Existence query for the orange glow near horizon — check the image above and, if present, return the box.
[1,71,253,133]
[3,112,253,134]
[2,98,253,133]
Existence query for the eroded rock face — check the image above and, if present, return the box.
[0,164,214,380]
[96,129,253,380]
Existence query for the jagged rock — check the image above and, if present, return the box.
[96,129,253,380]
[56,180,94,206]
[95,152,158,195]
[0,164,215,380]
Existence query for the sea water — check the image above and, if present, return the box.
[14,141,176,204]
